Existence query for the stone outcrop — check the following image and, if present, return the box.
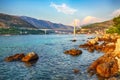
[85,35,120,78]
[64,49,82,56]
[87,53,119,78]
[22,52,39,62]
[79,34,117,53]
[4,53,25,62]
[5,52,39,64]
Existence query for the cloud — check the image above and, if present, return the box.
[82,16,102,25]
[50,3,77,15]
[112,8,120,17]
[70,16,103,26]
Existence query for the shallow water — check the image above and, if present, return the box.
[0,34,103,80]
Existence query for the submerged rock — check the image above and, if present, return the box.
[71,39,77,42]
[4,53,25,62]
[64,49,82,56]
[22,52,39,62]
[73,69,80,74]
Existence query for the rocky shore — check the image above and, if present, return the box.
[79,34,120,79]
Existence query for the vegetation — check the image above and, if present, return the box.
[0,27,45,35]
[106,15,120,34]
[77,19,113,34]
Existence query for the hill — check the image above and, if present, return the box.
[0,13,73,30]
[78,20,114,34]
[0,13,73,34]
[0,13,36,29]
[20,16,73,30]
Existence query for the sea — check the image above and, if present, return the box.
[0,34,103,80]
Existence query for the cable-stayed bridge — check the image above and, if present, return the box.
[28,28,73,34]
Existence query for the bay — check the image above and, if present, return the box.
[0,34,103,80]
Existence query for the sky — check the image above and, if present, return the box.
[0,0,120,26]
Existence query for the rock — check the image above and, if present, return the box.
[71,39,77,42]
[22,52,39,62]
[4,53,25,62]
[88,53,119,78]
[96,60,118,78]
[73,69,80,74]
[115,57,120,72]
[13,54,25,61]
[108,77,117,80]
[88,39,98,45]
[101,43,115,53]
[24,60,38,67]
[64,49,82,56]
[87,47,94,53]
[114,39,120,55]
[4,56,14,62]
[94,45,102,52]
[79,43,90,48]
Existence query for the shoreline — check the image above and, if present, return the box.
[79,33,120,79]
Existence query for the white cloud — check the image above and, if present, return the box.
[70,16,103,26]
[50,3,77,15]
[82,16,102,25]
[112,8,120,17]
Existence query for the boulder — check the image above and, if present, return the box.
[24,60,38,67]
[64,49,82,56]
[22,52,39,62]
[79,43,90,48]
[4,56,14,62]
[13,54,25,60]
[96,60,118,78]
[4,53,25,62]
[88,53,119,78]
[87,47,94,53]
[101,44,115,53]
[88,39,98,45]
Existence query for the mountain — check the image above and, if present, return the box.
[0,13,73,32]
[78,20,114,34]
[21,16,73,30]
[0,13,36,29]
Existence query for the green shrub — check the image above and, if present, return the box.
[106,15,120,34]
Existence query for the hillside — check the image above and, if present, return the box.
[0,13,73,34]
[21,16,73,30]
[0,13,73,31]
[78,20,114,34]
[0,13,36,29]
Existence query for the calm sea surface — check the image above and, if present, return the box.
[0,34,103,80]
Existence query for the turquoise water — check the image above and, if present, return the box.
[0,34,103,80]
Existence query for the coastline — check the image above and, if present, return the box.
[79,33,120,79]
